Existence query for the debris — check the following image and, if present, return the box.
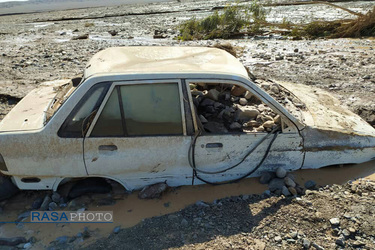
[276,167,287,178]
[284,177,296,187]
[113,226,121,234]
[259,172,275,184]
[138,182,168,199]
[329,217,340,226]
[305,180,317,190]
[303,238,311,249]
[0,237,27,246]
[40,195,51,211]
[71,34,89,40]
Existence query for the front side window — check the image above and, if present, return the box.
[58,82,110,138]
[90,82,183,137]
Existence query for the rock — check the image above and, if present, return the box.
[342,229,350,238]
[262,190,271,197]
[288,187,298,196]
[113,226,121,234]
[304,180,316,190]
[138,183,168,199]
[282,186,291,196]
[235,107,260,121]
[244,91,253,99]
[32,197,43,210]
[23,242,32,249]
[199,98,215,107]
[204,122,228,133]
[52,192,61,203]
[108,30,118,36]
[276,167,287,178]
[239,98,248,105]
[352,241,365,247]
[268,178,285,192]
[303,238,311,249]
[274,236,282,243]
[284,177,296,187]
[348,227,356,234]
[40,195,51,211]
[329,218,340,226]
[259,172,275,184]
[0,237,27,246]
[195,200,209,207]
[289,231,298,239]
[205,89,220,101]
[205,106,215,113]
[72,34,89,40]
[244,120,260,128]
[49,202,58,211]
[335,238,345,247]
[362,75,371,80]
[56,236,68,244]
[181,218,189,227]
[260,82,270,90]
[274,115,281,124]
[231,85,246,96]
[82,227,90,239]
[17,211,30,221]
[229,122,242,130]
[263,120,275,128]
[199,115,208,124]
[256,126,265,132]
[312,242,324,250]
[270,84,280,94]
[213,102,224,109]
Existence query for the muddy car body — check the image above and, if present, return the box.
[0,46,374,192]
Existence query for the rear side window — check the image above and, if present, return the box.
[58,82,110,138]
[90,83,183,137]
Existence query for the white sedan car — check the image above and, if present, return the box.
[0,46,374,199]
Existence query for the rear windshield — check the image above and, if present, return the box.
[44,76,82,124]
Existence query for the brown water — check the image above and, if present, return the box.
[0,160,374,247]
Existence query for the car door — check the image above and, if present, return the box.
[83,80,193,191]
[186,79,304,184]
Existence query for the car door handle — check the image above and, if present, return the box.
[206,143,223,148]
[98,145,118,151]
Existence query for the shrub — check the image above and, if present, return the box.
[178,1,266,40]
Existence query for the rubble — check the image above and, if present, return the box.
[191,83,282,134]
[138,182,168,199]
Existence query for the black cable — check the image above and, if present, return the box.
[189,128,280,185]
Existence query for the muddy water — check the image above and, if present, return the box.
[0,160,374,247]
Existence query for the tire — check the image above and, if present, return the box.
[0,175,19,201]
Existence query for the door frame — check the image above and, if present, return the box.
[85,79,188,137]
[185,78,300,134]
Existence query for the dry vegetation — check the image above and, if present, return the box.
[178,2,375,40]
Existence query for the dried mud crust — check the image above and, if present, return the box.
[87,180,375,250]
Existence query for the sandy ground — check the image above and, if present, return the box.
[0,0,374,249]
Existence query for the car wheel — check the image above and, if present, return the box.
[0,175,19,201]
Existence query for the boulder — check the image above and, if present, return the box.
[231,85,246,96]
[138,182,168,199]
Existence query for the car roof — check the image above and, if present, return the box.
[84,46,249,79]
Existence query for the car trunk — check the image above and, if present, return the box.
[0,79,70,132]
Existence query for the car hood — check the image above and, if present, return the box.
[278,81,375,137]
[0,79,69,132]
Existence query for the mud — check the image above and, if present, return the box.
[0,161,374,248]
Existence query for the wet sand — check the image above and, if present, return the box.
[0,160,374,247]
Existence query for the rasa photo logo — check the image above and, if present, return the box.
[30,211,113,223]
